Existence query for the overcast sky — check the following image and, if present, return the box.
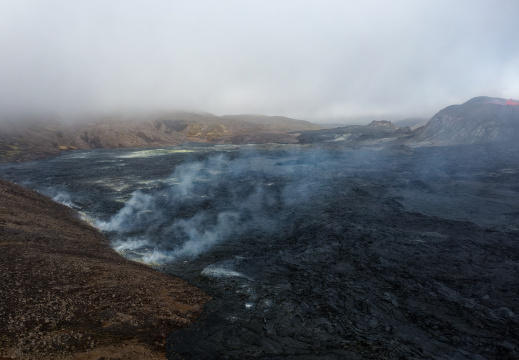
[1,0,518,123]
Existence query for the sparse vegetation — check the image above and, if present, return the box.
[0,180,210,359]
[0,112,321,163]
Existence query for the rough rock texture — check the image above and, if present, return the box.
[161,143,519,360]
[0,179,210,359]
[410,96,519,146]
[1,141,518,359]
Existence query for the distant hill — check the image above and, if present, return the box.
[221,114,321,131]
[3,96,518,162]
[297,120,412,146]
[0,112,322,162]
[393,117,428,129]
[409,96,519,146]
[294,96,519,148]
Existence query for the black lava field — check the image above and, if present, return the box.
[1,142,518,360]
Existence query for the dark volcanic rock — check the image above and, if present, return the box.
[1,139,519,360]
[409,96,519,146]
[297,120,408,145]
[162,143,519,360]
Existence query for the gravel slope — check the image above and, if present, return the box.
[0,179,210,359]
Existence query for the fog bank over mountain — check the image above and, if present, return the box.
[0,111,322,162]
[1,1,518,122]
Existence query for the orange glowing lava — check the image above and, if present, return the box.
[506,99,519,105]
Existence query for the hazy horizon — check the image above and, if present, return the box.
[1,1,518,123]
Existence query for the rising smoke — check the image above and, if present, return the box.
[95,150,333,263]
[51,190,80,209]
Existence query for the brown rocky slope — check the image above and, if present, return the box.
[0,179,210,359]
[0,112,322,163]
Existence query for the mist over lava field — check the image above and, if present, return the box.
[1,1,519,358]
[1,138,518,359]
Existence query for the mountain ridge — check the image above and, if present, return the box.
[1,96,518,162]
[409,96,519,146]
[0,112,322,162]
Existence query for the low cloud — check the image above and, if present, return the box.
[1,1,518,122]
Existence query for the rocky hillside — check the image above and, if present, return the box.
[409,96,519,145]
[297,96,519,148]
[0,112,321,163]
[3,96,518,162]
[0,179,210,359]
